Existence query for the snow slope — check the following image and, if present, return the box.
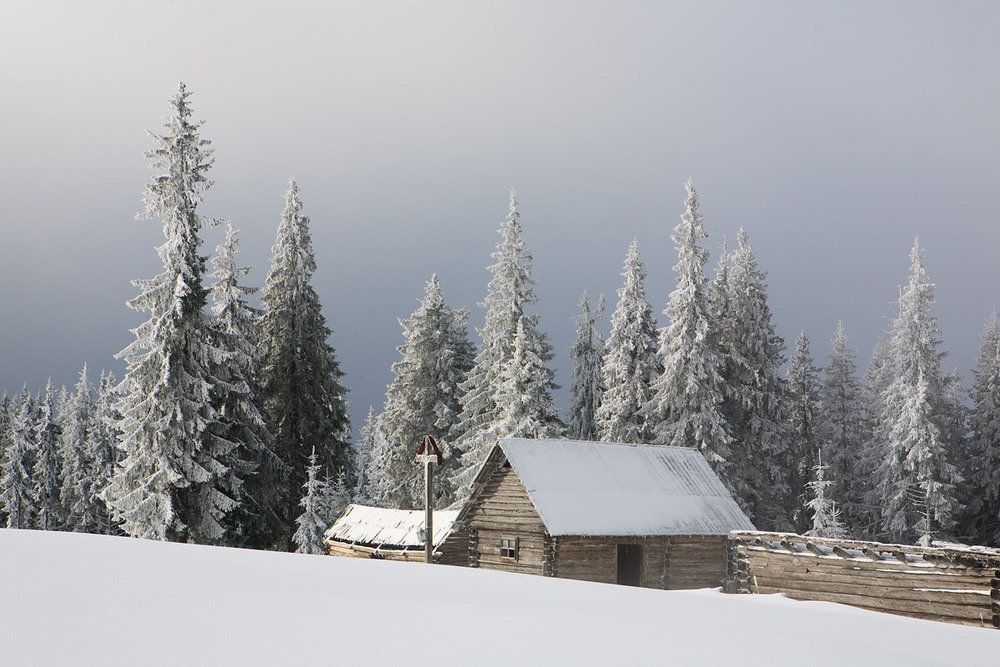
[1,529,996,666]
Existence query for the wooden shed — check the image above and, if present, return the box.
[457,438,756,589]
[325,504,469,565]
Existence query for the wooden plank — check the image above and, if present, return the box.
[743,564,993,592]
[750,576,991,605]
[739,549,996,580]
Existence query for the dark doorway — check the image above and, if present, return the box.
[617,544,643,586]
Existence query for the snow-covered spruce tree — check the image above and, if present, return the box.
[596,241,661,444]
[292,448,328,555]
[786,332,821,533]
[961,314,1000,545]
[377,274,475,509]
[1,387,37,529]
[819,322,868,537]
[872,239,960,545]
[105,83,239,543]
[647,182,733,482]
[805,450,848,539]
[359,407,392,507]
[209,222,287,549]
[59,366,101,533]
[92,371,121,534]
[450,190,560,499]
[260,180,351,542]
[568,291,606,440]
[714,228,790,530]
[33,380,65,531]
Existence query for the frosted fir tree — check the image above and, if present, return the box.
[450,190,558,498]
[2,387,38,529]
[568,291,606,441]
[33,380,65,531]
[320,468,351,526]
[59,366,101,533]
[596,241,661,444]
[359,407,392,507]
[261,180,351,539]
[209,222,286,548]
[805,450,848,539]
[819,322,868,536]
[714,228,790,530]
[786,332,822,532]
[647,182,732,475]
[105,83,239,543]
[92,371,121,534]
[872,239,960,544]
[292,448,329,555]
[377,275,475,509]
[961,314,1000,545]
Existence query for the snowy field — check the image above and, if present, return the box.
[1,529,996,666]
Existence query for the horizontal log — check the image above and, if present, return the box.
[740,549,995,580]
[744,564,993,592]
[753,585,991,622]
[750,576,991,606]
[743,560,995,588]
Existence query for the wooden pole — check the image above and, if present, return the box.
[425,458,433,564]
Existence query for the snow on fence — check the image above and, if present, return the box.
[727,531,1000,629]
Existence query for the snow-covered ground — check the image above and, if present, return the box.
[1,529,996,666]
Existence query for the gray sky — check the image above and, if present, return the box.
[2,1,998,439]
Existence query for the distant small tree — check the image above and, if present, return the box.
[360,407,393,507]
[60,366,101,533]
[805,450,847,539]
[787,332,821,532]
[293,448,329,555]
[568,291,605,440]
[33,380,65,531]
[1,387,37,529]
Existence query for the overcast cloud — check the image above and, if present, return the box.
[1,1,998,438]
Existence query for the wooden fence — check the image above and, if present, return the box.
[728,531,1000,628]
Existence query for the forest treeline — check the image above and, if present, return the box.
[2,85,998,553]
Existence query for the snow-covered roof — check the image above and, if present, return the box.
[325,504,460,549]
[485,438,756,537]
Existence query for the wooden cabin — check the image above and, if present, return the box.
[325,504,469,565]
[457,438,756,589]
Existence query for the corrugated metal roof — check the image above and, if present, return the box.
[496,438,756,537]
[325,504,460,549]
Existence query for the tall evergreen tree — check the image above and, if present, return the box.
[962,313,1000,545]
[450,190,558,498]
[1,387,36,529]
[377,275,474,509]
[647,182,733,478]
[787,332,821,532]
[596,241,660,444]
[210,222,286,548]
[261,180,351,541]
[715,228,790,530]
[33,379,65,531]
[872,239,960,545]
[292,448,328,555]
[568,291,605,440]
[105,83,239,543]
[60,366,101,532]
[819,322,868,536]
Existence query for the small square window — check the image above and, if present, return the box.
[501,537,518,560]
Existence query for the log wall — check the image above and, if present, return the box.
[729,531,1000,628]
[463,464,548,575]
